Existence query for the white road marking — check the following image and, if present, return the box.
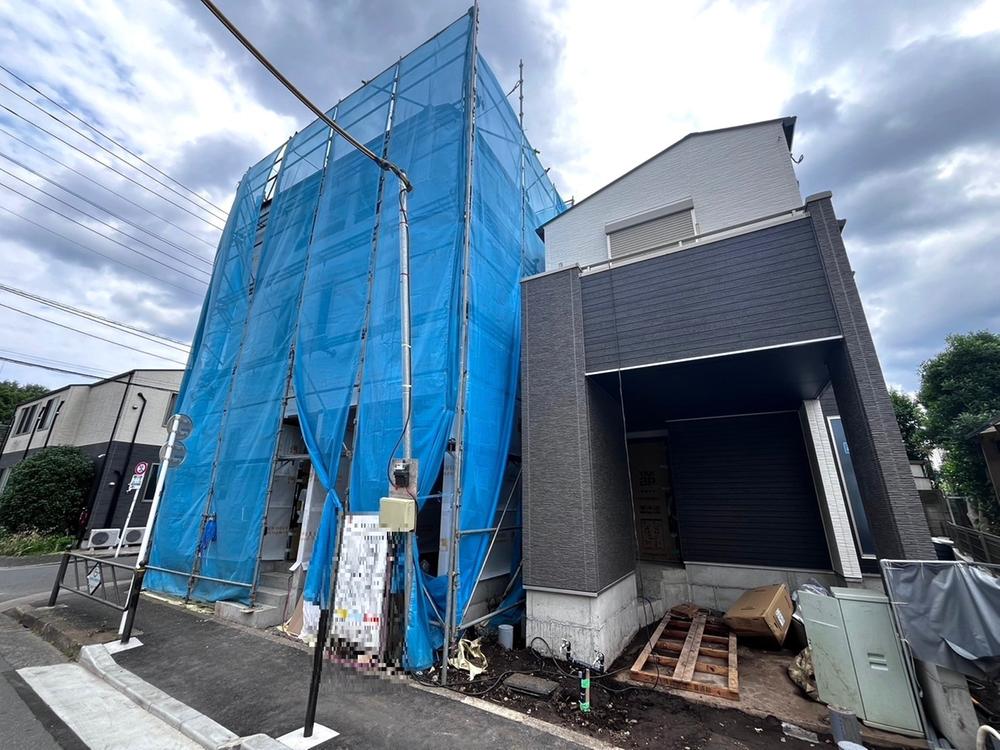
[17,663,202,749]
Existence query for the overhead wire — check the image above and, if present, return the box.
[0,354,108,379]
[0,178,211,282]
[0,355,188,392]
[0,63,230,216]
[0,103,226,230]
[0,125,218,249]
[0,204,203,297]
[0,301,188,365]
[0,163,213,271]
[0,150,213,264]
[0,348,116,377]
[0,79,228,222]
[0,283,191,352]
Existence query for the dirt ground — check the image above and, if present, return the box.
[439,626,913,750]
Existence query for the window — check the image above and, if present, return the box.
[14,404,37,435]
[37,398,58,430]
[162,393,178,426]
[142,463,161,501]
[606,198,696,260]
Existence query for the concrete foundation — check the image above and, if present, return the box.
[527,562,879,665]
[214,601,284,629]
[526,573,644,665]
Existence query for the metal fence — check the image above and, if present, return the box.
[947,521,1000,564]
[48,550,145,642]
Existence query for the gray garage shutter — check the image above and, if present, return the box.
[667,411,832,570]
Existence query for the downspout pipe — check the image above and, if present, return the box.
[103,392,146,528]
[76,371,133,545]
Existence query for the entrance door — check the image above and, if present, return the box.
[628,438,681,563]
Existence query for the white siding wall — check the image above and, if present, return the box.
[544,121,803,270]
[1,371,181,457]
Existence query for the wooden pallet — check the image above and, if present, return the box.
[629,608,739,700]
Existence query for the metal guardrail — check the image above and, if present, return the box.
[48,550,145,642]
[947,522,1000,564]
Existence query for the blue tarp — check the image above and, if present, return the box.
[147,11,563,670]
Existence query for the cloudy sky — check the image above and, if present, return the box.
[0,0,997,395]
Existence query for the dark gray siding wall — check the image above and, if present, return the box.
[522,269,599,591]
[580,218,841,373]
[807,194,934,559]
[522,269,638,593]
[668,412,832,570]
[586,379,637,588]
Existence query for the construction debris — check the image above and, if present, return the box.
[503,673,559,698]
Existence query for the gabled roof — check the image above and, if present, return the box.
[540,116,796,233]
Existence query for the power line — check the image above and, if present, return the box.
[0,301,188,365]
[0,204,203,297]
[0,348,116,377]
[0,163,213,272]
[0,284,191,352]
[0,64,230,216]
[0,149,212,263]
[0,78,229,222]
[0,125,219,249]
[0,178,211,283]
[0,103,226,231]
[0,354,107,379]
[199,0,412,191]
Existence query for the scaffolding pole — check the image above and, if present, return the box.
[440,1,479,687]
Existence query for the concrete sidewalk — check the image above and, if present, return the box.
[14,593,601,749]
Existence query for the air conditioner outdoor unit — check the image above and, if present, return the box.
[85,528,120,549]
[121,527,146,547]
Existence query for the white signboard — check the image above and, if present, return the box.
[87,564,102,594]
[331,514,388,654]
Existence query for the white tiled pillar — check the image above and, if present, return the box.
[800,399,863,580]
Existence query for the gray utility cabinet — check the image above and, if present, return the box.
[798,587,923,737]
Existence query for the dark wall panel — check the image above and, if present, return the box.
[668,411,832,570]
[581,218,841,373]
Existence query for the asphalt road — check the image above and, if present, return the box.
[0,554,137,612]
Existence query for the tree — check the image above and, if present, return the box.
[919,331,1000,529]
[889,389,931,463]
[0,446,93,534]
[0,380,48,425]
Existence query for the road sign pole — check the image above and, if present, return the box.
[114,485,143,558]
[118,414,189,640]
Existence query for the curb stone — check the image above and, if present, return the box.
[79,643,285,750]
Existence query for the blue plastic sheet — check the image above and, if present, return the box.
[147,11,563,669]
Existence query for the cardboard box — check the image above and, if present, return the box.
[723,584,793,644]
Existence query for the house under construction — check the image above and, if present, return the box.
[145,10,563,670]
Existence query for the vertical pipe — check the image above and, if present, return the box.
[104,392,146,528]
[399,184,412,461]
[518,59,525,271]
[78,372,134,545]
[303,606,330,737]
[441,2,479,686]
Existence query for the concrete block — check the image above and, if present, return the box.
[915,661,978,750]
[180,713,239,749]
[235,734,289,750]
[214,601,283,629]
[689,585,718,610]
[251,587,288,610]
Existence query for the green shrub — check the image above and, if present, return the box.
[0,529,74,556]
[0,446,94,534]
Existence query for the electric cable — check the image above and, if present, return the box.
[0,79,228,221]
[0,204,203,296]
[0,179,210,282]
[198,0,412,192]
[0,354,107,379]
[0,302,188,365]
[0,149,213,264]
[0,125,218,248]
[0,64,229,216]
[0,103,226,230]
[0,283,191,352]
[0,164,213,271]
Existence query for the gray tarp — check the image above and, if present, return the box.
[882,561,1000,681]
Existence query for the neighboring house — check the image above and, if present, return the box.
[972,413,1000,509]
[0,369,182,535]
[908,459,952,536]
[521,117,935,663]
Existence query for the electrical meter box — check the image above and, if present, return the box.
[379,496,416,532]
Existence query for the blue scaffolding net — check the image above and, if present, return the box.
[146,11,563,670]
